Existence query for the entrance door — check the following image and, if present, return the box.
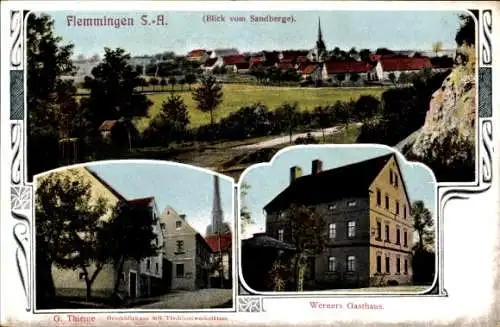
[129,272,137,298]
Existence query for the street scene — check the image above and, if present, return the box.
[35,163,234,309]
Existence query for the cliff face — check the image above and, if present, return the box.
[400,46,476,181]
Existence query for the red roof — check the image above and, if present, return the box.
[281,50,309,60]
[204,58,218,67]
[296,56,309,63]
[278,62,295,70]
[98,120,118,131]
[223,55,247,65]
[188,49,206,57]
[379,57,432,72]
[324,61,372,74]
[249,56,264,66]
[205,232,232,252]
[302,64,320,75]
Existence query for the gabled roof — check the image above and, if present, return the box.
[188,49,206,57]
[324,60,372,74]
[264,153,395,212]
[249,56,265,66]
[98,120,119,131]
[302,64,320,75]
[205,232,232,252]
[223,55,247,65]
[379,57,432,72]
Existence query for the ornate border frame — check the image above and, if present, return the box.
[6,7,494,315]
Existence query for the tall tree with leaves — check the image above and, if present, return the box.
[192,74,223,134]
[284,204,326,291]
[432,41,443,57]
[159,93,190,141]
[411,200,434,251]
[312,106,332,142]
[240,182,254,234]
[36,170,108,302]
[27,13,77,181]
[455,14,475,46]
[100,200,161,297]
[274,102,299,144]
[81,47,152,151]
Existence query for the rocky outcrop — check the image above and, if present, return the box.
[400,46,476,181]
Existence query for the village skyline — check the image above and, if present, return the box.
[38,10,465,58]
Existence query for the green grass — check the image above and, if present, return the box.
[134,84,388,132]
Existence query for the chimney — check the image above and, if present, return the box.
[179,214,186,220]
[312,159,323,175]
[290,166,303,184]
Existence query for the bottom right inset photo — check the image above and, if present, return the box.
[239,145,437,294]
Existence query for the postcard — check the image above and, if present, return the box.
[0,1,499,326]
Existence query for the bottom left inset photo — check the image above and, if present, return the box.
[34,161,235,310]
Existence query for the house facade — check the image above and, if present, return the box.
[373,57,433,82]
[160,205,212,291]
[322,60,372,84]
[264,154,414,289]
[48,166,164,299]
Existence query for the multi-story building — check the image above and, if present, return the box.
[46,166,164,299]
[160,206,212,291]
[264,153,414,288]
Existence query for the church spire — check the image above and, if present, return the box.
[315,16,327,62]
[211,174,223,234]
[318,17,323,42]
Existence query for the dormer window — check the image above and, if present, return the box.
[176,221,182,229]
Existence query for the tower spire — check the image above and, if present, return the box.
[318,17,323,42]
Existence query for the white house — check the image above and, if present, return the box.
[373,57,433,82]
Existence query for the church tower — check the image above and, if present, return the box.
[315,17,327,62]
[206,175,230,236]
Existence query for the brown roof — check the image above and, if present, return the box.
[98,120,118,131]
[324,61,372,74]
[223,55,247,65]
[379,57,432,72]
[302,64,320,75]
[188,49,206,57]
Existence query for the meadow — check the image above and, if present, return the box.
[133,84,388,132]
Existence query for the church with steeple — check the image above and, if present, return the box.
[308,17,328,62]
[205,175,231,236]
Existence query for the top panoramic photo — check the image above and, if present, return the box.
[27,10,476,182]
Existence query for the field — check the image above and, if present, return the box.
[133,84,388,132]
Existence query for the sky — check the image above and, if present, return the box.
[38,10,465,58]
[240,146,436,239]
[86,162,234,237]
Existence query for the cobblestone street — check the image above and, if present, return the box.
[138,289,233,309]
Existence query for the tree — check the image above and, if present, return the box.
[184,73,197,90]
[100,200,160,298]
[81,47,152,151]
[353,95,380,122]
[350,72,360,84]
[284,204,327,291]
[359,49,372,63]
[275,102,299,144]
[398,72,409,85]
[411,201,434,251]
[179,78,186,91]
[240,182,254,234]
[159,78,167,91]
[455,13,475,46]
[432,41,443,57]
[36,170,108,302]
[27,13,77,181]
[312,106,332,142]
[150,77,159,91]
[168,76,177,91]
[388,72,397,86]
[335,73,346,86]
[348,47,358,59]
[159,93,190,140]
[192,74,223,134]
[331,101,351,131]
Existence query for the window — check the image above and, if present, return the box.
[329,223,337,239]
[176,240,184,253]
[385,195,390,210]
[347,221,356,238]
[146,259,151,270]
[176,221,182,229]
[385,225,390,242]
[389,170,393,184]
[396,228,401,244]
[385,256,390,273]
[328,256,336,272]
[278,229,284,241]
[328,204,337,211]
[404,231,408,247]
[396,257,401,274]
[155,263,159,274]
[79,272,85,280]
[404,205,407,219]
[404,259,408,274]
[347,200,356,207]
[376,189,381,206]
[395,174,399,187]
[396,201,400,215]
[376,222,382,240]
[176,264,184,278]
[376,255,382,273]
[279,211,286,219]
[347,256,356,272]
